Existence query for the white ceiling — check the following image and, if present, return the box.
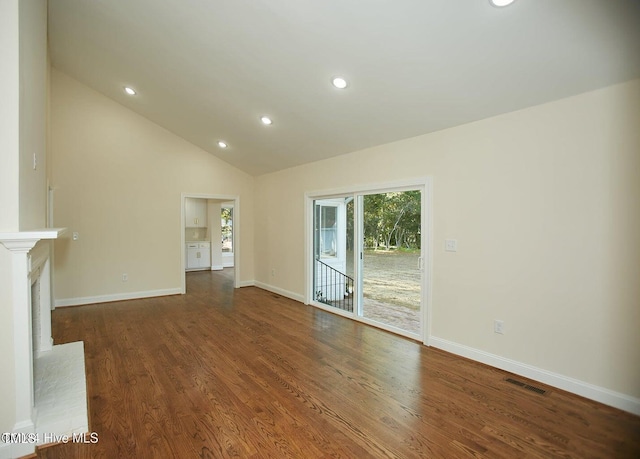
[48,0,640,176]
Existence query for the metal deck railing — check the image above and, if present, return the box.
[314,258,354,312]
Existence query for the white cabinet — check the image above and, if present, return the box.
[186,243,199,269]
[186,242,211,270]
[199,242,211,267]
[185,198,207,227]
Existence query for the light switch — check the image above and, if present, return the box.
[445,239,457,252]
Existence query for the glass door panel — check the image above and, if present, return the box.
[360,191,422,335]
[313,197,354,312]
[221,206,233,253]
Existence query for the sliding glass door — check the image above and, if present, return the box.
[311,187,424,338]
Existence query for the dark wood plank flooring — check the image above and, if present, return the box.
[37,270,640,458]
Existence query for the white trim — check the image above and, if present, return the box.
[210,265,224,271]
[357,315,420,340]
[309,300,354,320]
[308,295,423,340]
[423,178,434,345]
[309,299,422,340]
[29,241,49,274]
[54,288,181,308]
[0,227,66,243]
[429,337,640,416]
[305,177,431,199]
[355,195,363,317]
[304,194,313,305]
[254,281,305,303]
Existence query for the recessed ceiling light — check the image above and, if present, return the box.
[260,116,273,125]
[332,77,348,89]
[124,86,136,95]
[490,0,515,6]
[217,141,228,148]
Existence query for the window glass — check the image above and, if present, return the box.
[221,207,233,253]
[320,206,337,257]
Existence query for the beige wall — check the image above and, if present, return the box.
[50,69,255,301]
[19,0,48,230]
[255,79,640,399]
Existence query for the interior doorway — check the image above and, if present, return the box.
[181,193,240,294]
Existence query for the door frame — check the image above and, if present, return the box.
[304,177,433,345]
[181,192,241,293]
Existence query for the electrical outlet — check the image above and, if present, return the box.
[122,273,128,282]
[494,319,504,334]
[72,232,79,241]
[271,268,275,277]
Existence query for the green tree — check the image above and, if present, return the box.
[363,191,420,250]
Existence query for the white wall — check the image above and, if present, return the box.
[254,79,640,406]
[0,0,20,433]
[0,0,20,232]
[0,0,49,438]
[50,69,255,303]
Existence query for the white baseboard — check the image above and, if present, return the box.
[210,265,224,271]
[254,281,305,303]
[55,288,182,308]
[222,261,234,268]
[429,336,640,416]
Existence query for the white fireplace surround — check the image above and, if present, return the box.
[0,229,88,458]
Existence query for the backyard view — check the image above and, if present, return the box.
[348,250,421,334]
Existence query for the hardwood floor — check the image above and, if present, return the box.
[37,270,639,458]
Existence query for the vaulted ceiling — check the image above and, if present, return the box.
[48,0,640,176]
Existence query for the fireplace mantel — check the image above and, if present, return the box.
[0,227,67,246]
[0,227,75,458]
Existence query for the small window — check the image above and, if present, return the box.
[319,205,337,258]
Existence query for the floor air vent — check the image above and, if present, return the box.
[505,377,547,395]
[524,384,546,395]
